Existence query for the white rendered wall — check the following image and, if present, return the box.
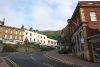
[47,38,57,47]
[23,29,57,47]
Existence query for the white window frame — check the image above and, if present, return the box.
[15,36,17,39]
[5,29,7,33]
[5,35,7,38]
[20,32,21,35]
[16,31,17,34]
[11,30,12,34]
[10,35,12,39]
[90,12,97,21]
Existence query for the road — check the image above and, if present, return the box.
[0,51,73,67]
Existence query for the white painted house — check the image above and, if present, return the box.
[47,38,57,47]
[23,29,57,47]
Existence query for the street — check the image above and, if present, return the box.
[0,52,73,67]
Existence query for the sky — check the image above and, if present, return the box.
[0,0,99,30]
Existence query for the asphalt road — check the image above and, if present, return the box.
[0,52,73,67]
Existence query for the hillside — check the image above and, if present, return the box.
[39,30,61,40]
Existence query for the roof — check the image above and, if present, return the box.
[0,25,23,30]
[79,1,100,6]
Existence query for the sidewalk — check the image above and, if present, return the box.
[0,57,9,67]
[46,50,100,67]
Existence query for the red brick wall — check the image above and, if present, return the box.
[83,7,100,22]
[83,7,100,37]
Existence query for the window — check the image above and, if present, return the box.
[11,31,12,34]
[16,31,17,34]
[51,41,53,44]
[20,32,21,35]
[41,36,42,38]
[10,35,12,39]
[41,40,42,43]
[44,37,45,39]
[90,12,97,21]
[5,29,7,33]
[30,33,32,36]
[48,40,50,44]
[5,35,7,38]
[34,39,35,42]
[30,38,32,41]
[15,36,17,39]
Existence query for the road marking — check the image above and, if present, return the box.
[30,54,36,61]
[43,62,54,67]
[6,57,19,67]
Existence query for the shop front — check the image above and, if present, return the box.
[90,36,100,63]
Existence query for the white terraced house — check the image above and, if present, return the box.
[23,29,57,47]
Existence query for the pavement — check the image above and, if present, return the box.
[45,50,100,67]
[0,57,9,67]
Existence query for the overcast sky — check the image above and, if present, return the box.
[0,0,99,30]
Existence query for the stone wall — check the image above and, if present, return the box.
[17,46,36,52]
[0,45,3,52]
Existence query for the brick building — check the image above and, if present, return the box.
[0,19,24,44]
[57,24,71,54]
[68,1,100,62]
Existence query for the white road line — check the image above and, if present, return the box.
[30,54,36,61]
[43,62,54,67]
